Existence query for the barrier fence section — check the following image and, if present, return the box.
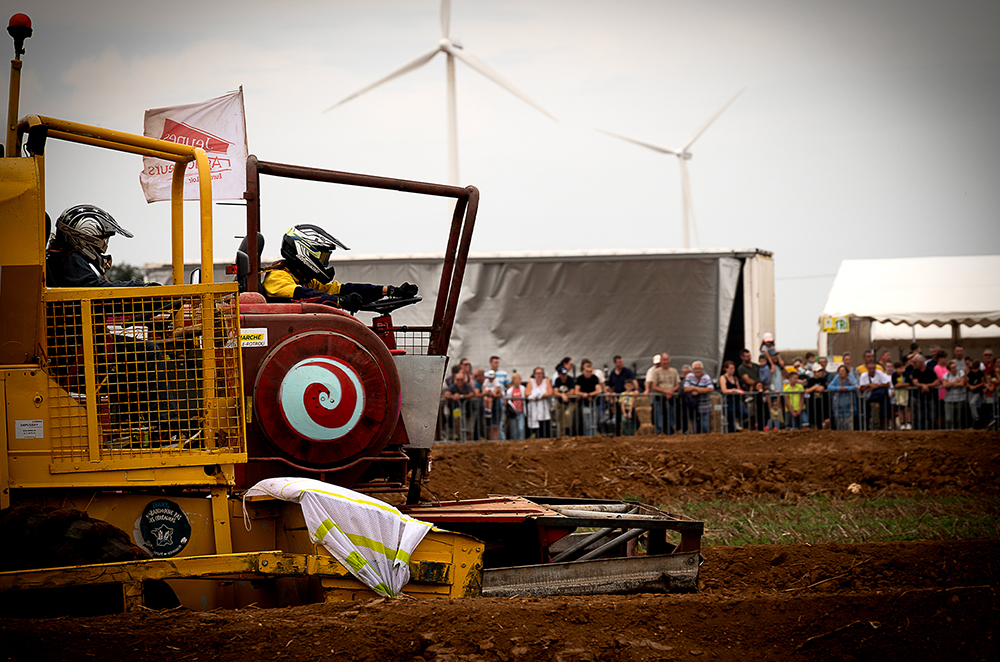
[436,387,998,442]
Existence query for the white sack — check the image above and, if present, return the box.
[245,477,432,597]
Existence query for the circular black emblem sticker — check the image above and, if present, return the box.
[138,499,191,558]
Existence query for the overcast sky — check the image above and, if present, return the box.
[12,0,1000,349]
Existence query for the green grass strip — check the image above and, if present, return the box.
[673,494,1000,546]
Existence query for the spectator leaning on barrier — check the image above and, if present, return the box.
[859,361,892,430]
[526,366,553,439]
[942,360,967,430]
[551,364,577,436]
[443,370,475,440]
[805,363,829,429]
[649,353,680,435]
[985,360,1000,430]
[908,355,941,430]
[607,355,636,436]
[784,369,806,429]
[489,356,510,440]
[554,356,574,379]
[892,361,911,430]
[505,373,526,440]
[482,369,504,440]
[829,364,859,431]
[644,355,661,395]
[966,359,984,428]
[621,378,639,436]
[574,359,602,437]
[720,360,747,433]
[683,361,714,434]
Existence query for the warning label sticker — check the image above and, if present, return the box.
[240,327,268,347]
[15,419,44,439]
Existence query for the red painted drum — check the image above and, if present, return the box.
[253,324,401,466]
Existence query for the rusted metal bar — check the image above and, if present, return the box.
[242,156,478,357]
[244,155,261,293]
[430,196,467,354]
[435,187,478,355]
[253,159,471,198]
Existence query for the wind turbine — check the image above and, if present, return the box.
[324,0,556,186]
[598,88,745,249]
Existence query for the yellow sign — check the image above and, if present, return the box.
[822,316,850,334]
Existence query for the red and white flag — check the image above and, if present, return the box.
[140,88,248,203]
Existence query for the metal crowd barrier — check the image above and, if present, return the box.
[436,382,998,441]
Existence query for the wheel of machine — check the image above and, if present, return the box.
[0,505,179,616]
[253,319,401,467]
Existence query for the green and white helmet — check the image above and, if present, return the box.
[280,224,349,282]
[55,205,133,262]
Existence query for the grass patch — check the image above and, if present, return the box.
[676,494,1000,546]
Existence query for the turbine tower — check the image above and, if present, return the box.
[598,89,744,248]
[324,0,556,186]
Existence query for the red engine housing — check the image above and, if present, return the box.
[235,302,402,489]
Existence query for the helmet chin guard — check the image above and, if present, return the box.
[280,224,349,283]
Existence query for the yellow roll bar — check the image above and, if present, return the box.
[17,114,214,286]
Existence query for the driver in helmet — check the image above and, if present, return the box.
[46,204,161,288]
[46,205,180,442]
[263,224,417,312]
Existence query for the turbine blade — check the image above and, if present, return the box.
[596,128,679,156]
[440,0,451,38]
[445,45,557,121]
[323,46,441,113]
[682,87,746,151]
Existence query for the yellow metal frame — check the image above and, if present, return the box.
[18,115,215,286]
[0,115,245,507]
[0,538,485,611]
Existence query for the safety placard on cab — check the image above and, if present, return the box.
[240,328,268,347]
[15,419,44,439]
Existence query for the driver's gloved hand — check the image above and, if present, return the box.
[387,282,418,299]
[342,292,364,312]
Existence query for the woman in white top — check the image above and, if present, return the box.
[525,366,553,439]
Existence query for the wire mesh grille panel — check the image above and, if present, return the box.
[391,328,431,356]
[44,287,244,465]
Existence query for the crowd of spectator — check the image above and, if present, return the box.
[439,339,1000,441]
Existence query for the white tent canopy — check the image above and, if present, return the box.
[822,256,1000,328]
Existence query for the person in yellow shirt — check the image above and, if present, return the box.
[263,225,416,311]
[783,368,806,429]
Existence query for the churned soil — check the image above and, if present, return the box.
[427,429,1000,502]
[1,431,998,661]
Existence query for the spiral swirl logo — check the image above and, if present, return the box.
[278,357,366,441]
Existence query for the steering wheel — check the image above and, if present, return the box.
[133,297,184,326]
[357,296,421,315]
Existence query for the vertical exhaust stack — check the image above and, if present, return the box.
[6,13,31,156]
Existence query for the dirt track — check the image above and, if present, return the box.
[1,431,998,661]
[427,429,1000,502]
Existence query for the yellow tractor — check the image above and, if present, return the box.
[0,15,702,614]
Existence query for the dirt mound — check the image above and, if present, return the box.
[2,540,996,661]
[427,430,1000,503]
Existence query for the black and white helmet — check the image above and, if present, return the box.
[280,224,349,283]
[55,205,133,262]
